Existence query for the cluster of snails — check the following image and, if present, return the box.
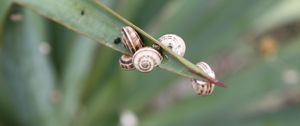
[118,26,217,96]
[119,26,163,72]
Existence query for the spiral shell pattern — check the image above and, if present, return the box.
[158,34,186,56]
[132,47,162,72]
[121,26,144,53]
[119,55,135,70]
[191,62,216,96]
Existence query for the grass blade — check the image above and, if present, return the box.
[1,9,58,126]
[14,0,224,87]
[94,0,224,87]
[0,0,12,41]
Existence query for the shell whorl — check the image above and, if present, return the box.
[121,26,143,53]
[119,55,135,70]
[132,47,162,72]
[191,62,216,96]
[158,34,186,56]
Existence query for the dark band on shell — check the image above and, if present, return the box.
[121,26,144,53]
[119,55,135,70]
[191,62,216,96]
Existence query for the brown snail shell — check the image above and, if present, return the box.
[119,54,135,70]
[191,62,216,96]
[121,26,144,53]
[132,47,163,73]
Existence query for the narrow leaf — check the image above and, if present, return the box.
[1,9,58,126]
[0,0,12,41]
[14,0,224,87]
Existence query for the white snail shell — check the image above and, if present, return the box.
[158,34,186,56]
[191,62,216,96]
[121,26,144,53]
[132,47,163,72]
[119,54,135,70]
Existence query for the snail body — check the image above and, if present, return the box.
[119,55,135,70]
[191,62,216,96]
[132,47,162,72]
[158,34,186,56]
[121,26,143,53]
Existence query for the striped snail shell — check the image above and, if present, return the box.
[158,34,186,56]
[132,47,163,72]
[119,54,135,70]
[121,26,144,53]
[191,62,216,96]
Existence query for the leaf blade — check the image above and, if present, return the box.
[14,0,224,87]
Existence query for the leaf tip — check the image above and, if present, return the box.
[214,81,226,88]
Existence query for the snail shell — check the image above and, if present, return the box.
[119,54,135,70]
[191,62,216,96]
[121,26,144,53]
[132,47,163,72]
[158,34,186,56]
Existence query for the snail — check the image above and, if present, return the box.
[158,34,186,56]
[121,26,144,53]
[132,47,163,72]
[119,54,135,70]
[191,62,216,96]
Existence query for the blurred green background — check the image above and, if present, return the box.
[1,0,300,126]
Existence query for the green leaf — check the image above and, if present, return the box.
[48,22,78,76]
[0,0,12,40]
[0,0,12,26]
[120,0,280,112]
[61,36,98,124]
[1,9,58,126]
[0,79,18,126]
[116,0,171,28]
[13,0,224,87]
[140,36,300,126]
[80,47,118,103]
[79,75,122,126]
[252,0,300,34]
[150,0,280,61]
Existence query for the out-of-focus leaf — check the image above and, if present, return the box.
[122,68,176,111]
[0,0,12,40]
[115,0,144,20]
[60,1,118,125]
[0,80,17,126]
[253,0,300,34]
[1,9,58,126]
[0,1,20,125]
[61,36,97,125]
[13,0,224,87]
[123,0,300,113]
[79,74,122,126]
[140,37,300,126]
[48,22,78,77]
[116,0,170,28]
[0,0,12,19]
[121,0,272,111]
[151,0,281,61]
[241,107,300,126]
[140,63,282,126]
[208,88,300,126]
[80,47,118,103]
